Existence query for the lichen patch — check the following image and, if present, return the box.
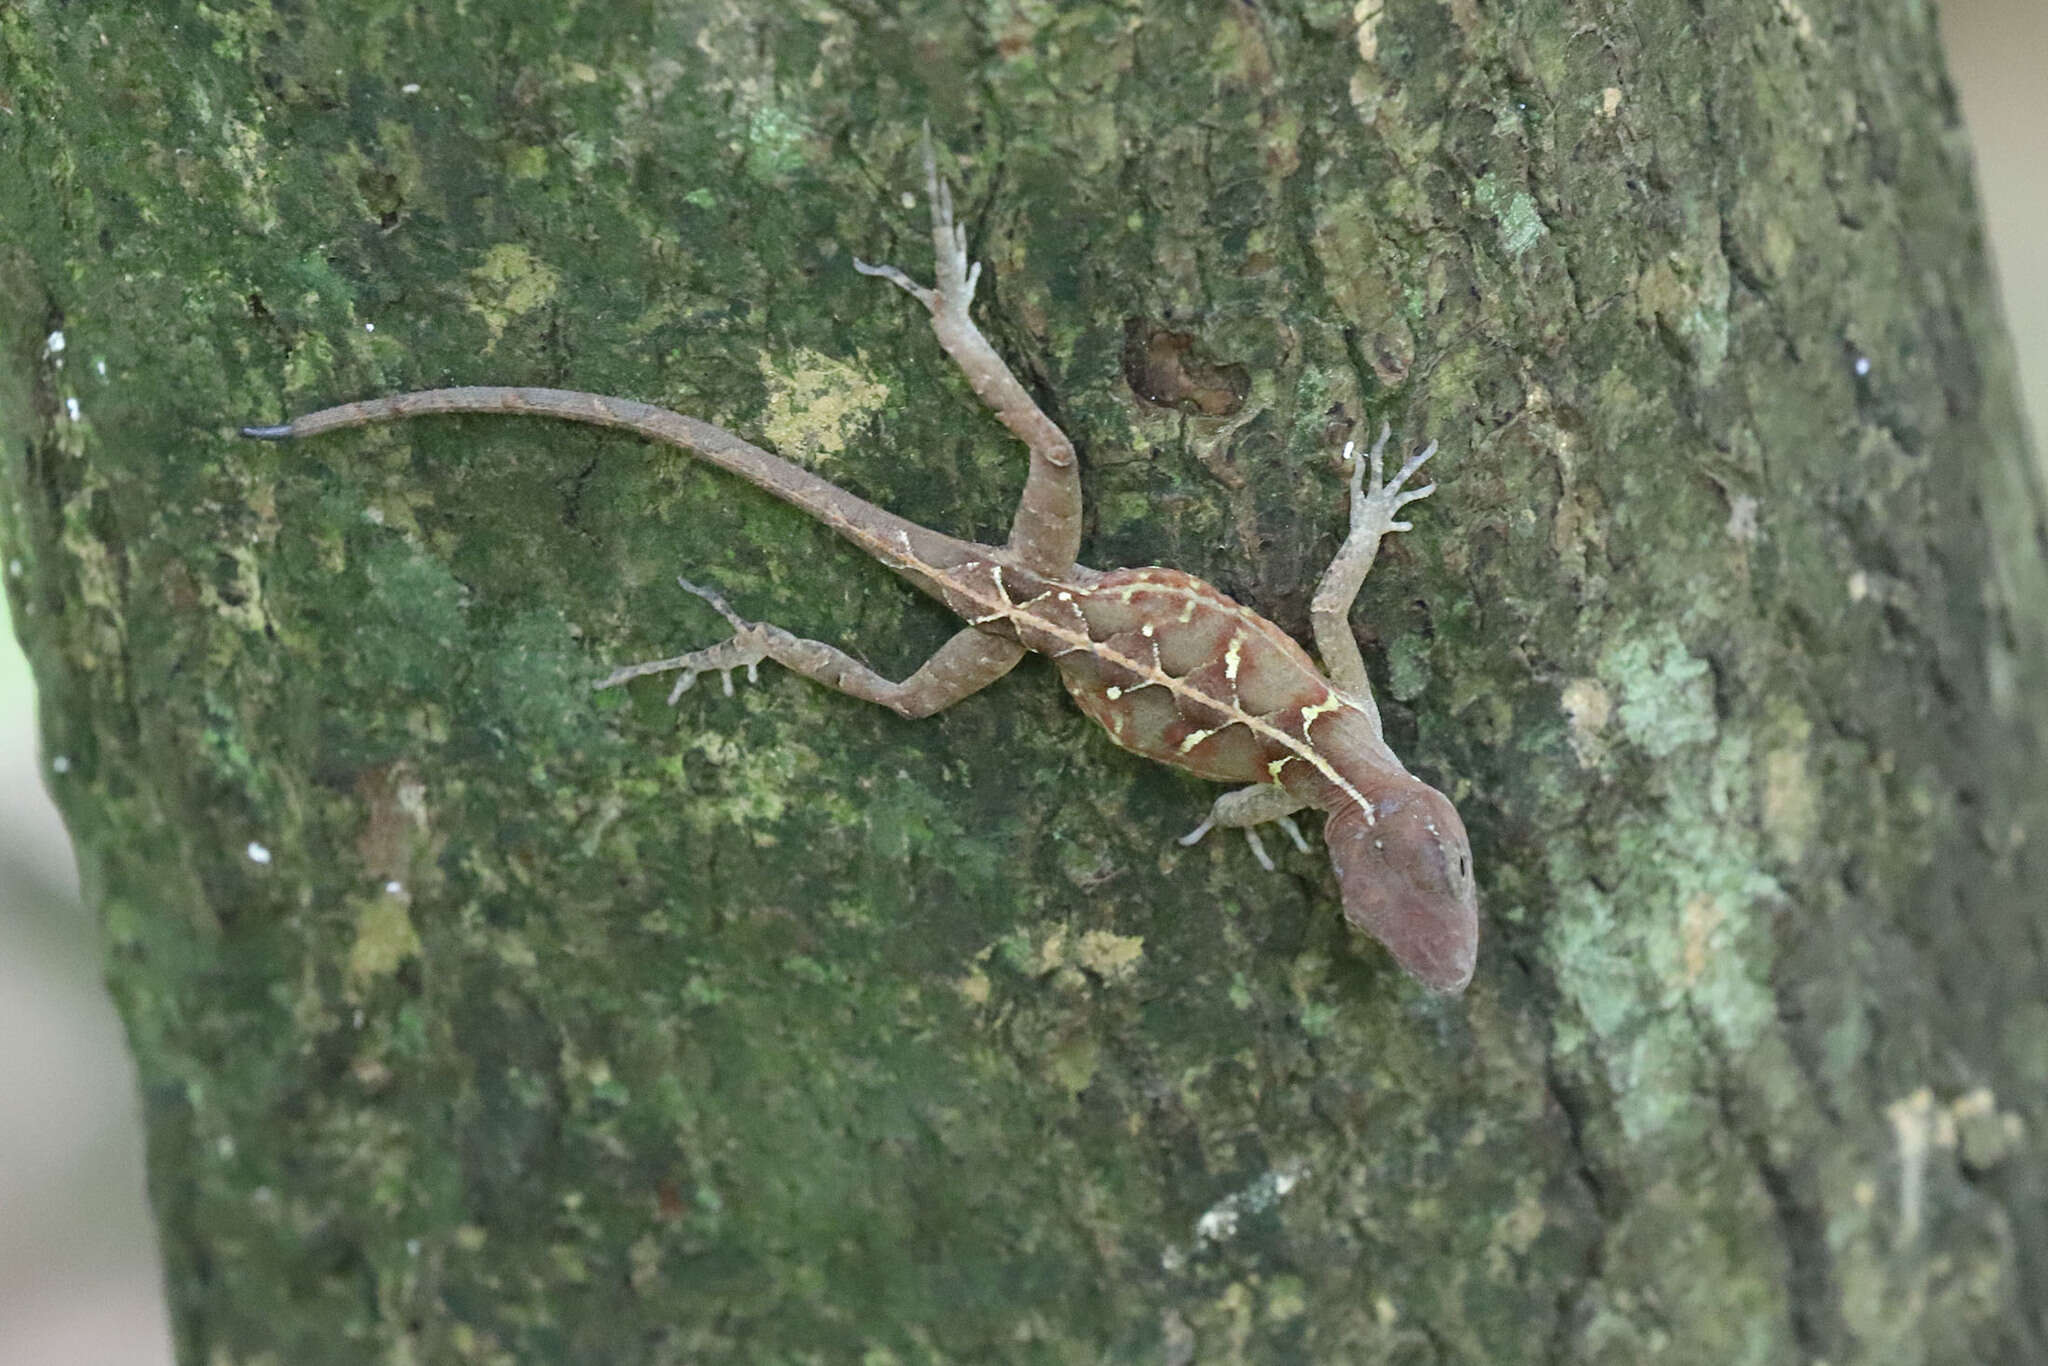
[348,892,422,985]
[468,244,561,344]
[1560,676,1613,768]
[1073,929,1145,982]
[757,348,890,466]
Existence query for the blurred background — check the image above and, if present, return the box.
[2,5,2043,1360]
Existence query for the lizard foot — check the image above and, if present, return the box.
[1343,422,1438,539]
[593,577,774,704]
[1178,786,1313,871]
[852,125,981,323]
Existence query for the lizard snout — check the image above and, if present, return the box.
[1324,784,1478,995]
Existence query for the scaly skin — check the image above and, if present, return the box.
[241,136,1479,994]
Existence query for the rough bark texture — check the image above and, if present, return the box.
[4,2,2045,1361]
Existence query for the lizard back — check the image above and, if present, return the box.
[946,564,1398,807]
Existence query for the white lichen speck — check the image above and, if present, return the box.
[1163,1158,1312,1268]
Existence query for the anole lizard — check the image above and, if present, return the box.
[242,144,1480,995]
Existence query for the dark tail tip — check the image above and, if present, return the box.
[238,424,296,440]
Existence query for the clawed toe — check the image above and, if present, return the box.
[1342,424,1439,534]
[857,126,981,316]
[593,577,772,701]
[852,257,935,307]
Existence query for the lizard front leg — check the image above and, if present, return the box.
[1178,782,1313,872]
[1308,423,1439,742]
[855,131,1083,577]
[596,578,1025,719]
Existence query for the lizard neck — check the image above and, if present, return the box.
[1273,702,1412,818]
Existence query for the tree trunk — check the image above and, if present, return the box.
[4,2,2044,1360]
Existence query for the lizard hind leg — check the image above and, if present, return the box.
[593,578,775,704]
[852,128,1083,576]
[594,576,1026,719]
[1178,783,1313,872]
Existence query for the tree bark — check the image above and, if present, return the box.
[4,1,2045,1361]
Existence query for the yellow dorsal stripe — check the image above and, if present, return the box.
[949,564,1373,819]
[856,546,1374,822]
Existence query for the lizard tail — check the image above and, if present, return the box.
[239,385,985,590]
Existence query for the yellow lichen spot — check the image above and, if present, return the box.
[1952,1088,1995,1121]
[1035,924,1069,978]
[1763,736,1819,864]
[1352,0,1384,60]
[348,892,422,984]
[956,965,992,1005]
[1725,493,1761,544]
[1777,0,1818,44]
[1949,1087,2025,1170]
[201,543,272,634]
[757,348,890,465]
[1678,893,1725,986]
[506,145,548,180]
[349,1055,392,1089]
[1601,87,1623,117]
[220,115,281,235]
[550,1243,591,1283]
[1560,677,1612,769]
[1887,1086,1943,1243]
[1075,929,1145,983]
[1046,1034,1100,1094]
[1266,1275,1308,1322]
[1760,216,1799,281]
[1499,1189,1547,1254]
[59,486,121,626]
[629,1233,662,1293]
[468,244,561,344]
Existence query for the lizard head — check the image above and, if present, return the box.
[1324,781,1477,995]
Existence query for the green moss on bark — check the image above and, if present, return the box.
[4,1,2046,1361]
